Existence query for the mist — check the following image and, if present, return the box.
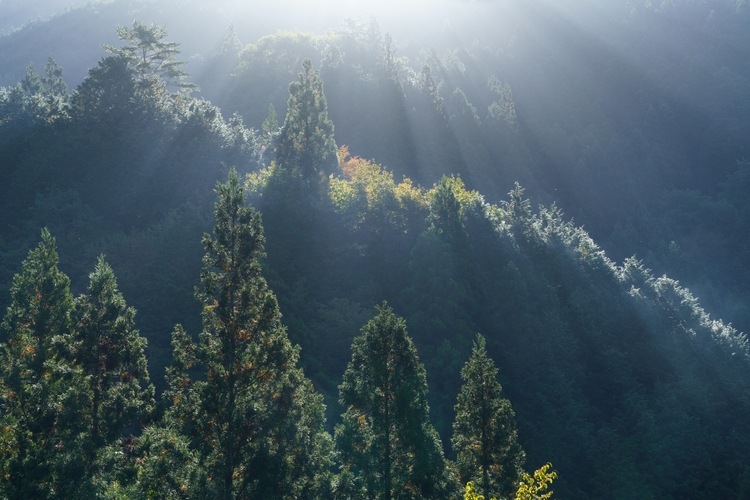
[1,0,749,498]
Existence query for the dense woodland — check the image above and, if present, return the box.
[1,0,750,498]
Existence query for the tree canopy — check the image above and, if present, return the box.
[102,20,197,91]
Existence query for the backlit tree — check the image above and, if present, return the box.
[335,303,458,500]
[452,334,525,500]
[163,169,331,499]
[276,59,337,179]
[102,20,198,91]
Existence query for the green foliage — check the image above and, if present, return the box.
[463,481,489,500]
[229,30,326,129]
[0,232,153,498]
[2,7,750,497]
[428,176,473,245]
[42,56,68,98]
[461,465,557,500]
[277,59,338,180]
[236,30,324,84]
[0,229,74,498]
[452,334,525,500]
[219,23,242,57]
[262,102,279,147]
[486,76,516,131]
[335,303,458,500]
[69,256,154,476]
[21,62,44,96]
[102,20,197,91]
[330,146,429,237]
[418,64,444,116]
[70,55,138,129]
[156,169,332,499]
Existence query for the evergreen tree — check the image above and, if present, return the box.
[262,103,279,148]
[20,62,44,96]
[428,176,469,248]
[400,178,486,440]
[162,169,331,499]
[102,20,198,91]
[380,33,402,92]
[68,256,154,484]
[219,23,242,57]
[452,334,524,500]
[277,59,337,179]
[335,303,458,500]
[42,55,68,98]
[70,56,137,129]
[0,230,74,498]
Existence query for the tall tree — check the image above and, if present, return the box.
[277,58,337,179]
[68,256,154,482]
[0,230,74,498]
[102,20,198,91]
[163,168,331,500]
[335,303,458,500]
[452,334,525,500]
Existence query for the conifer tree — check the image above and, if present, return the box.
[0,235,155,497]
[452,334,525,500]
[42,55,68,98]
[335,303,458,500]
[0,230,74,498]
[277,59,337,179]
[163,168,331,499]
[262,103,279,147]
[102,20,198,91]
[21,62,44,96]
[68,256,154,482]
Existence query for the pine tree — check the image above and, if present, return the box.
[452,334,525,500]
[335,303,458,500]
[0,230,74,498]
[102,20,198,91]
[162,168,331,499]
[276,59,337,179]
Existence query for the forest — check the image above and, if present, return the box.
[1,0,750,498]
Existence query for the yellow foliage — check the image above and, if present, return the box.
[464,481,495,500]
[463,464,556,500]
[515,463,557,500]
[330,145,429,232]
[244,162,277,196]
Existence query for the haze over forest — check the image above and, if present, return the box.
[1,0,749,498]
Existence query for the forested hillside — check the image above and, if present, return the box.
[1,0,750,498]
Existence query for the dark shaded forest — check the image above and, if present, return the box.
[1,0,750,498]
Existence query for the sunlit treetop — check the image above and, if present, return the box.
[102,20,198,92]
